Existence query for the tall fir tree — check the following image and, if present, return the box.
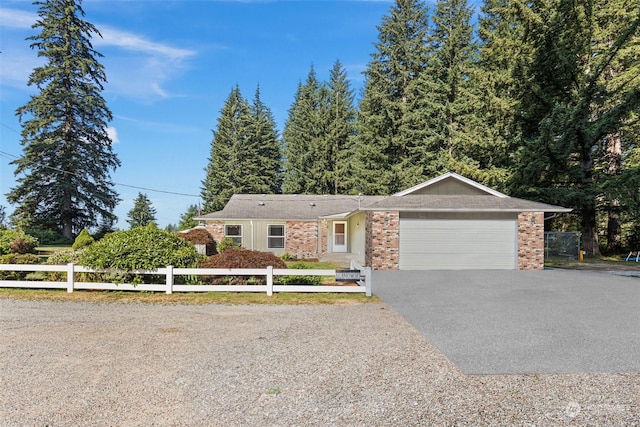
[324,60,358,194]
[201,86,251,212]
[418,0,479,180]
[177,204,200,231]
[7,0,120,239]
[511,0,640,256]
[282,66,326,194]
[126,193,157,228]
[246,86,283,194]
[355,0,431,194]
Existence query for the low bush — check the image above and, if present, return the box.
[276,262,322,286]
[0,253,40,280]
[0,229,39,255]
[200,248,286,285]
[72,229,94,250]
[217,236,240,253]
[180,227,217,256]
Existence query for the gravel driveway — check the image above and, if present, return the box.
[1,299,639,426]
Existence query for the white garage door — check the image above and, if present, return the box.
[399,212,517,270]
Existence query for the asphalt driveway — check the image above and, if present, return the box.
[373,269,640,375]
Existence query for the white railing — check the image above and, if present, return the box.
[0,263,372,297]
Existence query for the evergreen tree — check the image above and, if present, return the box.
[324,60,358,194]
[7,0,120,240]
[511,0,640,256]
[201,86,251,212]
[126,193,157,228]
[355,0,431,194]
[418,0,478,180]
[469,0,524,189]
[178,204,200,231]
[246,86,283,194]
[282,66,326,194]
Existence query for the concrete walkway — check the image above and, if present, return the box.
[373,269,640,375]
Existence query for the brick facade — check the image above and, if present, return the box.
[204,222,225,245]
[285,221,318,259]
[518,212,544,270]
[319,219,328,255]
[365,211,399,270]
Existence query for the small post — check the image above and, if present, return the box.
[66,263,75,293]
[364,266,372,297]
[266,266,273,296]
[166,265,174,294]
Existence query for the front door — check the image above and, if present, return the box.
[333,222,347,252]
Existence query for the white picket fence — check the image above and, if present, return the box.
[0,261,372,297]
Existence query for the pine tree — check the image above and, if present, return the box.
[282,66,326,194]
[127,193,157,228]
[355,0,431,194]
[201,86,251,212]
[7,0,120,240]
[418,0,479,179]
[178,204,200,231]
[470,0,524,189]
[246,86,283,194]
[511,0,640,256]
[324,60,358,194]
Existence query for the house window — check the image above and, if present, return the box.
[225,225,242,246]
[268,225,285,249]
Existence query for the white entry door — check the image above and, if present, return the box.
[333,222,347,252]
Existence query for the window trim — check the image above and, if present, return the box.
[267,224,285,249]
[224,224,242,246]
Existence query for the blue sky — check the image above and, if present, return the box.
[0,0,402,230]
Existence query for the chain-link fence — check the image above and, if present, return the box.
[544,232,581,262]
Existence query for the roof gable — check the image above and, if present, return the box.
[394,172,507,198]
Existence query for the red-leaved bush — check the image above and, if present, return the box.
[200,248,286,285]
[179,227,217,255]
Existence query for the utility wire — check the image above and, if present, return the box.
[0,125,200,198]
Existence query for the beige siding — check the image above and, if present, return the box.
[410,180,489,196]
[348,213,366,258]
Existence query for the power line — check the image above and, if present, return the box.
[0,145,200,199]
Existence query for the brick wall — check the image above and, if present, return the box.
[204,222,225,245]
[285,221,318,259]
[365,211,399,270]
[319,219,328,255]
[518,212,544,270]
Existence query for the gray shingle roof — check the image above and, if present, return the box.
[360,195,572,212]
[196,194,385,221]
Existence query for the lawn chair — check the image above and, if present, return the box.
[625,251,639,262]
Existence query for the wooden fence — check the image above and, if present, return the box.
[0,261,372,297]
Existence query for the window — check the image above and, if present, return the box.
[268,225,285,249]
[225,225,242,246]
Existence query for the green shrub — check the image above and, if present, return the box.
[24,228,71,246]
[200,248,286,285]
[276,262,322,286]
[281,252,296,261]
[72,229,95,250]
[46,249,84,265]
[0,229,39,255]
[0,253,40,280]
[80,224,205,270]
[217,236,240,253]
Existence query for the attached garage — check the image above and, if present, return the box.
[399,212,517,270]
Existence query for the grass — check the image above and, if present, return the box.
[545,255,640,270]
[0,288,378,305]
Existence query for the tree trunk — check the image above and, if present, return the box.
[582,202,601,257]
[606,133,622,253]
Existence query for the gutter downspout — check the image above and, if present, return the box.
[250,220,254,250]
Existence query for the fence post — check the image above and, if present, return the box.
[364,266,372,297]
[266,266,273,296]
[67,263,75,293]
[166,265,174,294]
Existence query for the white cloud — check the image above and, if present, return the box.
[106,126,119,144]
[96,26,196,61]
[0,7,35,29]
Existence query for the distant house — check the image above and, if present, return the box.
[196,172,571,270]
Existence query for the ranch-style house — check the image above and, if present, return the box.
[195,172,571,270]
